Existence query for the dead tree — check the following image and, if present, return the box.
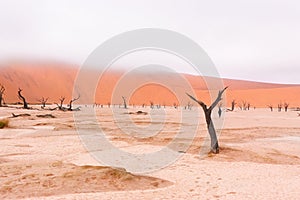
[18,88,29,109]
[284,102,289,112]
[150,101,154,109]
[218,102,223,118]
[242,100,248,111]
[247,103,251,110]
[267,105,273,112]
[68,95,80,111]
[186,87,228,154]
[122,96,127,109]
[0,84,5,107]
[227,100,236,111]
[173,103,178,109]
[38,97,49,109]
[278,103,282,112]
[55,96,66,110]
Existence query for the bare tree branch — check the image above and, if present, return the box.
[18,88,29,109]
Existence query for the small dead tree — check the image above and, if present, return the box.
[227,100,236,111]
[218,102,223,118]
[267,104,273,112]
[284,102,289,112]
[55,96,66,110]
[122,96,127,109]
[247,103,251,110]
[278,102,282,112]
[68,95,80,111]
[18,88,29,109]
[150,101,154,109]
[0,84,5,107]
[173,102,178,109]
[186,87,228,154]
[38,97,49,109]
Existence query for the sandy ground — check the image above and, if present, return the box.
[0,106,300,199]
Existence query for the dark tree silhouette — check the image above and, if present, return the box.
[227,100,236,111]
[38,97,49,109]
[284,102,289,112]
[150,101,154,109]
[68,95,80,111]
[122,96,127,109]
[173,103,178,109]
[247,103,251,110]
[55,96,66,110]
[18,88,29,109]
[218,102,222,118]
[0,84,5,107]
[278,103,282,112]
[186,87,228,154]
[267,104,273,112]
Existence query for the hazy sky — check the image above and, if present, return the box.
[0,0,299,84]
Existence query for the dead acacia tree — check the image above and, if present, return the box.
[218,102,223,118]
[150,101,154,109]
[68,94,80,111]
[18,88,29,109]
[0,84,5,107]
[227,100,236,111]
[278,102,282,112]
[37,97,49,109]
[284,102,289,112]
[186,87,228,154]
[122,96,127,109]
[55,96,66,110]
[267,104,273,112]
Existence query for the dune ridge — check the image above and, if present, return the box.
[0,61,299,107]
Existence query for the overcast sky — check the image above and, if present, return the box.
[0,0,299,84]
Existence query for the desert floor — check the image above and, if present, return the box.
[0,106,300,200]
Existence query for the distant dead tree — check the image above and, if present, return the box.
[37,97,49,109]
[0,84,5,107]
[68,94,80,111]
[122,96,127,109]
[227,100,236,111]
[173,102,178,109]
[184,101,192,110]
[55,96,66,110]
[242,100,247,110]
[278,102,282,112]
[284,102,289,112]
[18,88,29,109]
[247,103,251,110]
[150,101,154,109]
[186,87,228,154]
[238,103,243,110]
[218,102,222,118]
[267,104,273,112]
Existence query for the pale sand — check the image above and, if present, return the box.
[0,106,300,199]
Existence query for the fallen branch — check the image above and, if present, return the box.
[11,113,31,118]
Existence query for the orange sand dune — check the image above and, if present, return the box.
[0,62,299,107]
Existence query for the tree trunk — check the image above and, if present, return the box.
[18,88,28,109]
[122,96,127,109]
[205,111,219,153]
[0,95,2,107]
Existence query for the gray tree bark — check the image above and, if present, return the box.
[186,87,228,154]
